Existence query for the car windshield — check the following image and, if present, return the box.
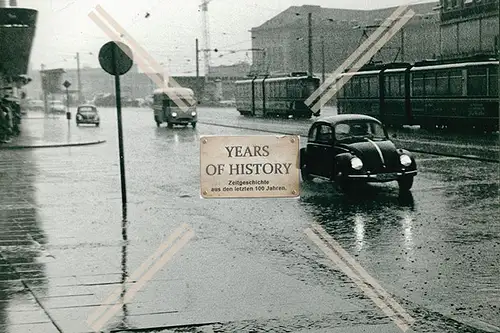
[335,121,387,141]
[78,107,96,113]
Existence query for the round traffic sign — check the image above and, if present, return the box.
[98,41,133,76]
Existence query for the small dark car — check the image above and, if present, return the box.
[76,104,100,126]
[300,114,417,192]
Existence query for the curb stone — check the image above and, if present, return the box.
[0,140,106,150]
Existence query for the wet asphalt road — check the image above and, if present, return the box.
[0,107,498,333]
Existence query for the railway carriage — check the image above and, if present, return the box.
[410,60,498,132]
[336,56,499,133]
[235,73,320,119]
[337,62,412,127]
[337,69,382,119]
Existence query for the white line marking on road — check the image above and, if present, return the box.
[305,224,415,332]
[86,224,194,332]
[88,6,192,111]
[309,10,415,114]
[305,5,409,107]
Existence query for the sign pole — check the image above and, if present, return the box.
[65,87,70,125]
[112,43,127,209]
[63,80,72,123]
[98,40,133,213]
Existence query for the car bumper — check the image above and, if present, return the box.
[169,117,197,124]
[77,119,99,123]
[347,169,417,182]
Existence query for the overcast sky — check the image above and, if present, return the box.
[20,0,434,75]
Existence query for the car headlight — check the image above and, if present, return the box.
[191,111,197,116]
[350,157,363,170]
[400,154,412,167]
[171,112,177,117]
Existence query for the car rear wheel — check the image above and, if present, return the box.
[167,123,173,128]
[398,176,414,192]
[300,150,313,181]
[300,164,313,181]
[192,122,197,129]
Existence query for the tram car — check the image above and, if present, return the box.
[235,72,321,119]
[336,55,499,133]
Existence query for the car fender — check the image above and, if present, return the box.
[334,152,354,174]
[397,148,417,169]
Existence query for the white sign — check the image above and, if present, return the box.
[200,135,300,198]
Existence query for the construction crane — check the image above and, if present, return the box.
[200,0,214,82]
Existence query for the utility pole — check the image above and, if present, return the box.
[262,50,267,74]
[308,12,313,77]
[321,36,325,82]
[400,29,405,61]
[195,38,199,78]
[76,52,82,103]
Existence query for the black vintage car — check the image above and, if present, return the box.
[76,104,100,126]
[300,114,417,192]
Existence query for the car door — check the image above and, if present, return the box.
[305,124,321,176]
[316,124,336,177]
[307,124,334,177]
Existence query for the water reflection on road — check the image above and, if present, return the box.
[299,169,499,328]
[0,149,49,332]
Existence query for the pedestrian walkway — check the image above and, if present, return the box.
[0,112,105,149]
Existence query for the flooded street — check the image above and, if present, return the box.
[0,108,498,332]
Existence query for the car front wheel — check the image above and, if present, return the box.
[398,176,414,192]
[334,166,352,193]
[335,175,351,192]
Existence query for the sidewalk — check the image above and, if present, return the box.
[0,112,106,149]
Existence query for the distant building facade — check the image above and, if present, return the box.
[438,0,499,57]
[250,1,498,77]
[26,62,251,103]
[250,3,442,77]
[208,62,250,100]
